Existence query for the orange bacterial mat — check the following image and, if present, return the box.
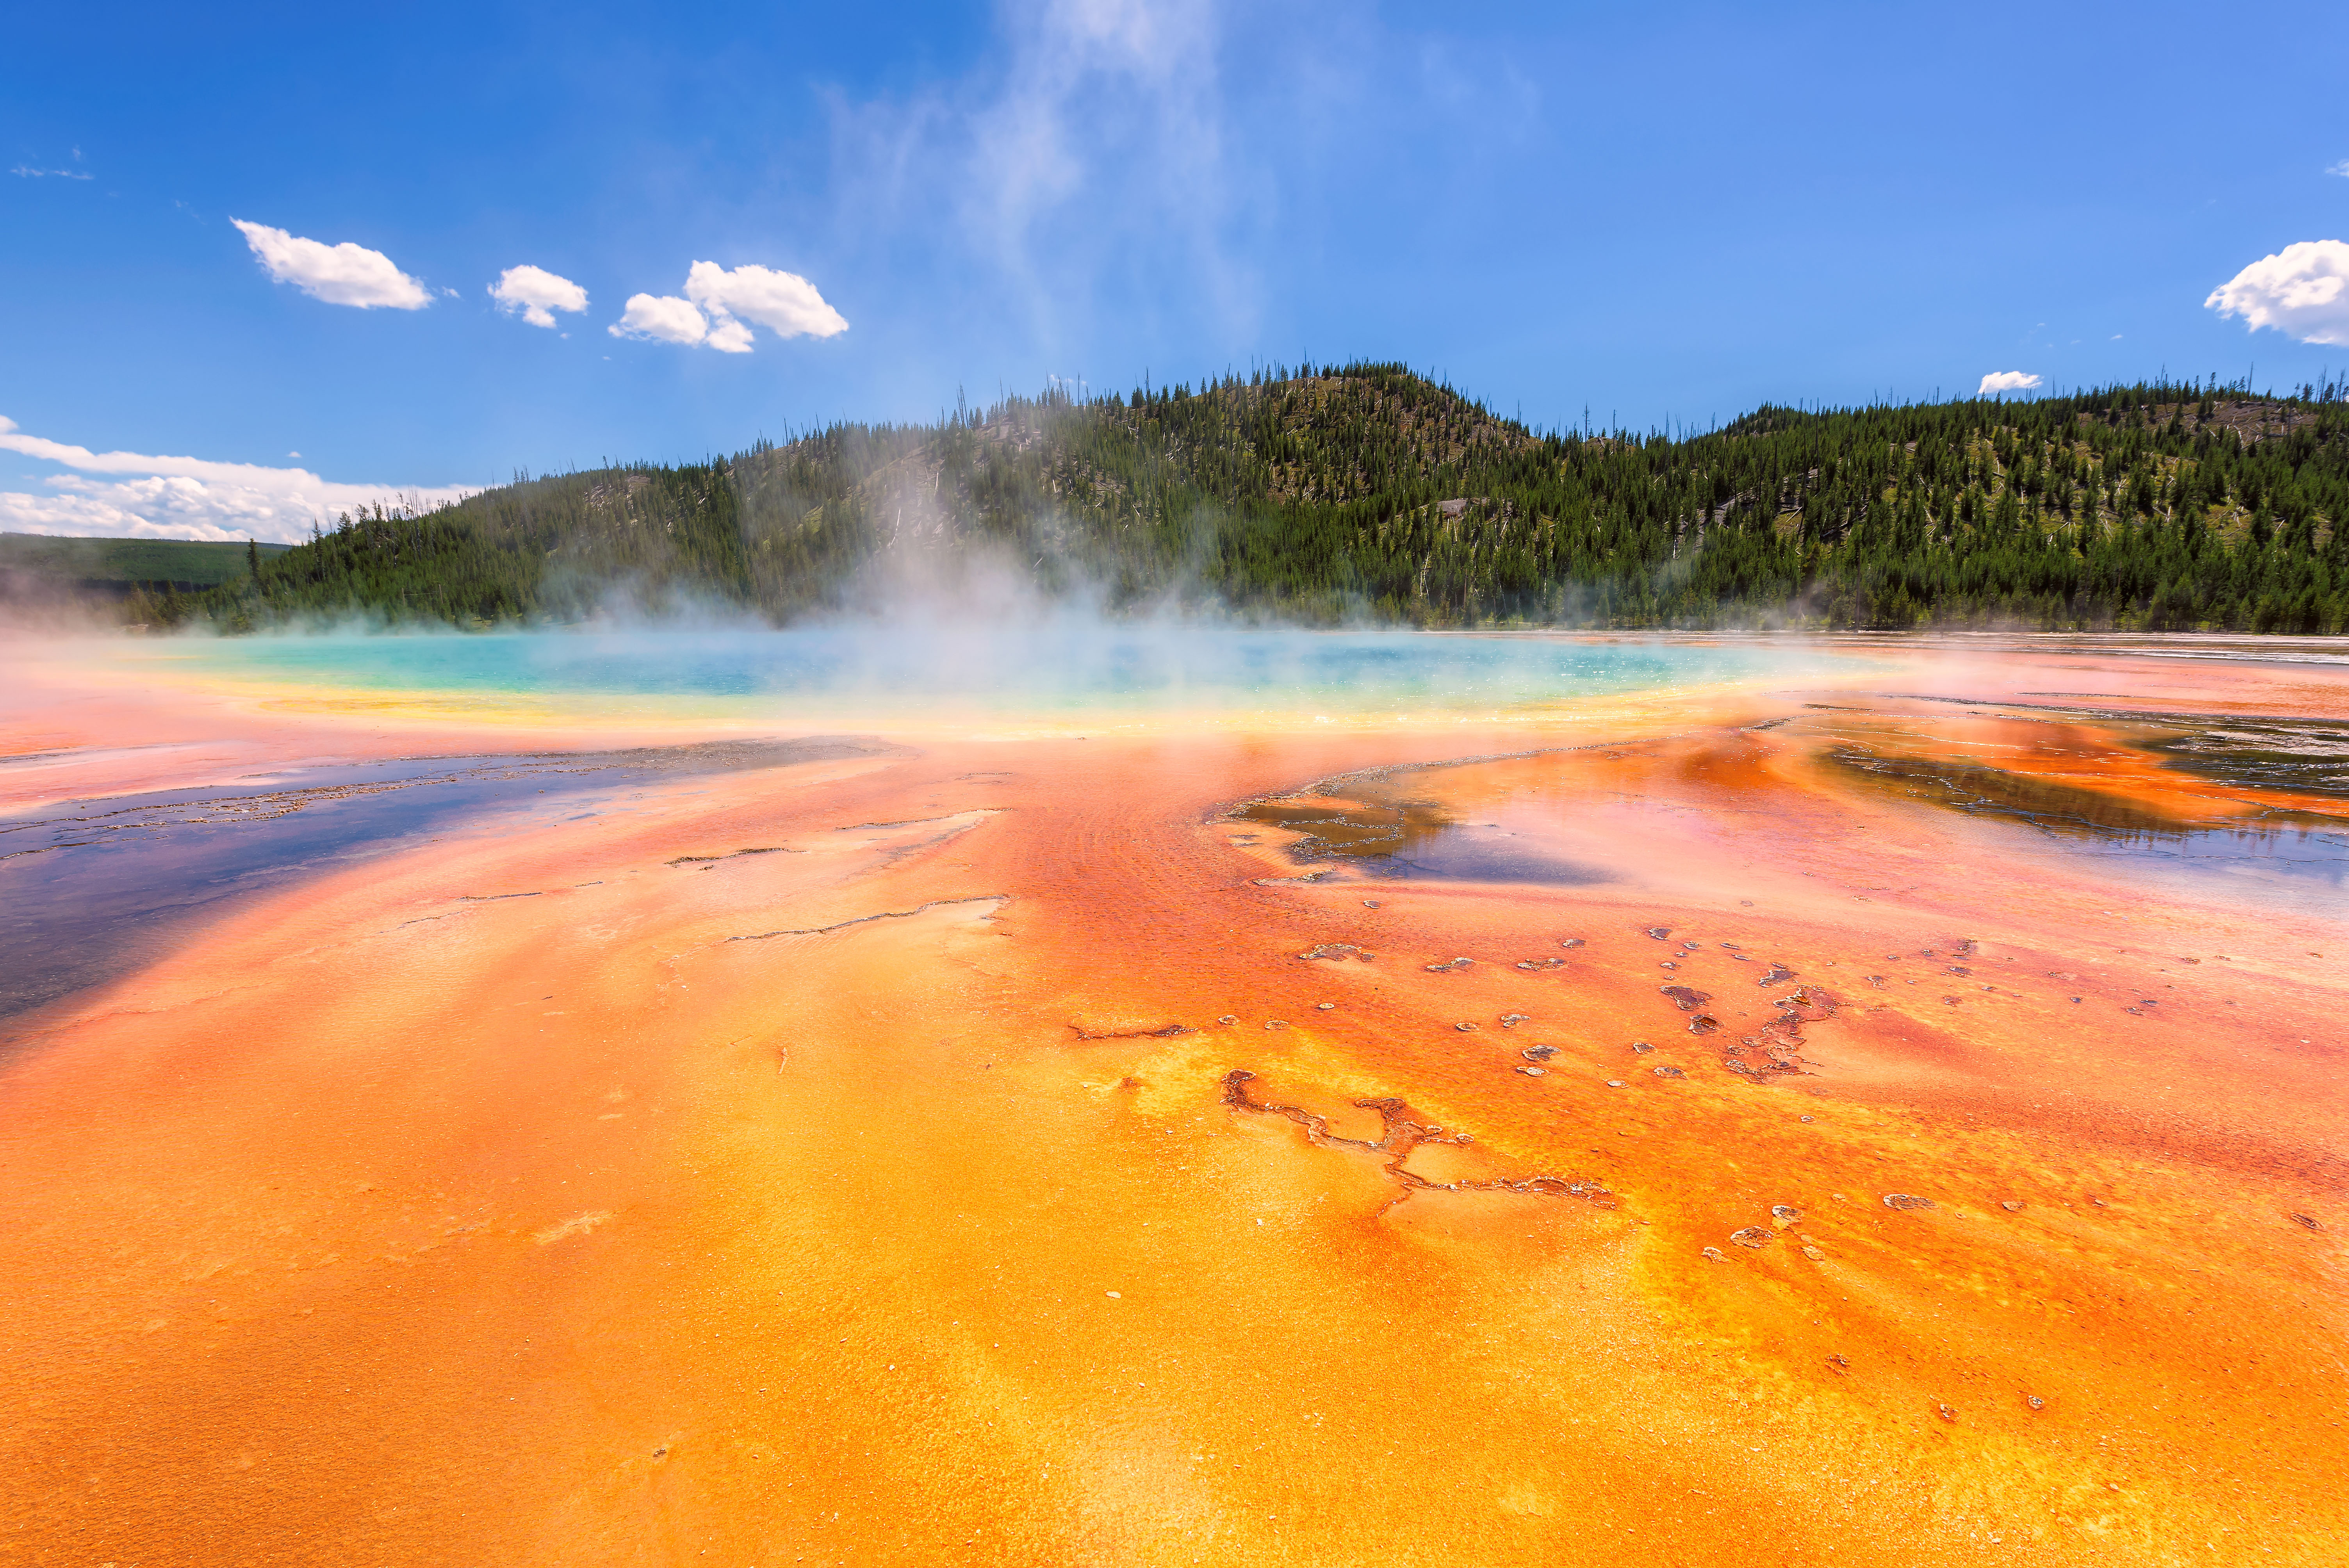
[2,639,2343,1566]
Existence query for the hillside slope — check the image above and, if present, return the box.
[154,363,2349,633]
[2,535,292,617]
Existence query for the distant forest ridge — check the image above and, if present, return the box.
[127,363,2349,633]
[1,533,291,602]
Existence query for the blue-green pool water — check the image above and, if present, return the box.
[136,626,1842,717]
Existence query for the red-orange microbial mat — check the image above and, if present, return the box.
[2,645,2343,1566]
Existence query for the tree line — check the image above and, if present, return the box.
[147,364,2349,633]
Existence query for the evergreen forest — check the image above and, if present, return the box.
[141,364,2349,634]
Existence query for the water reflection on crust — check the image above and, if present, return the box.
[1232,791,1610,885]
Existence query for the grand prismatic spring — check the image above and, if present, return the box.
[2,626,2345,1567]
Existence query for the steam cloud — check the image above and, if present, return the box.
[820,0,1264,359]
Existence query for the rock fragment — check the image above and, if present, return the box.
[1882,1193,1933,1212]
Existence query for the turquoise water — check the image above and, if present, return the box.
[138,626,1836,715]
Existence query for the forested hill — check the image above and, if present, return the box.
[146,363,2349,633]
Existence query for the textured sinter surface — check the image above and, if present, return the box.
[1,642,2343,1566]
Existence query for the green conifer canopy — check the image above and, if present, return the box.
[153,364,2349,634]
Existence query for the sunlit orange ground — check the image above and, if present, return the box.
[2,638,2345,1566]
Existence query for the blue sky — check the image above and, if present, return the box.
[5,0,2347,540]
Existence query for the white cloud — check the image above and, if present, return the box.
[488,264,589,328]
[2330,160,2349,178]
[684,261,849,341]
[2204,240,2349,347]
[607,264,847,353]
[232,219,432,310]
[609,293,712,346]
[12,164,92,180]
[0,415,471,543]
[1977,371,2043,395]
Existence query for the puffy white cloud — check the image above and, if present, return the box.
[232,219,432,310]
[609,293,712,346]
[1977,371,2043,395]
[2203,240,2349,347]
[684,261,850,340]
[0,415,471,543]
[488,264,588,328]
[2330,160,2349,178]
[607,264,847,353]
